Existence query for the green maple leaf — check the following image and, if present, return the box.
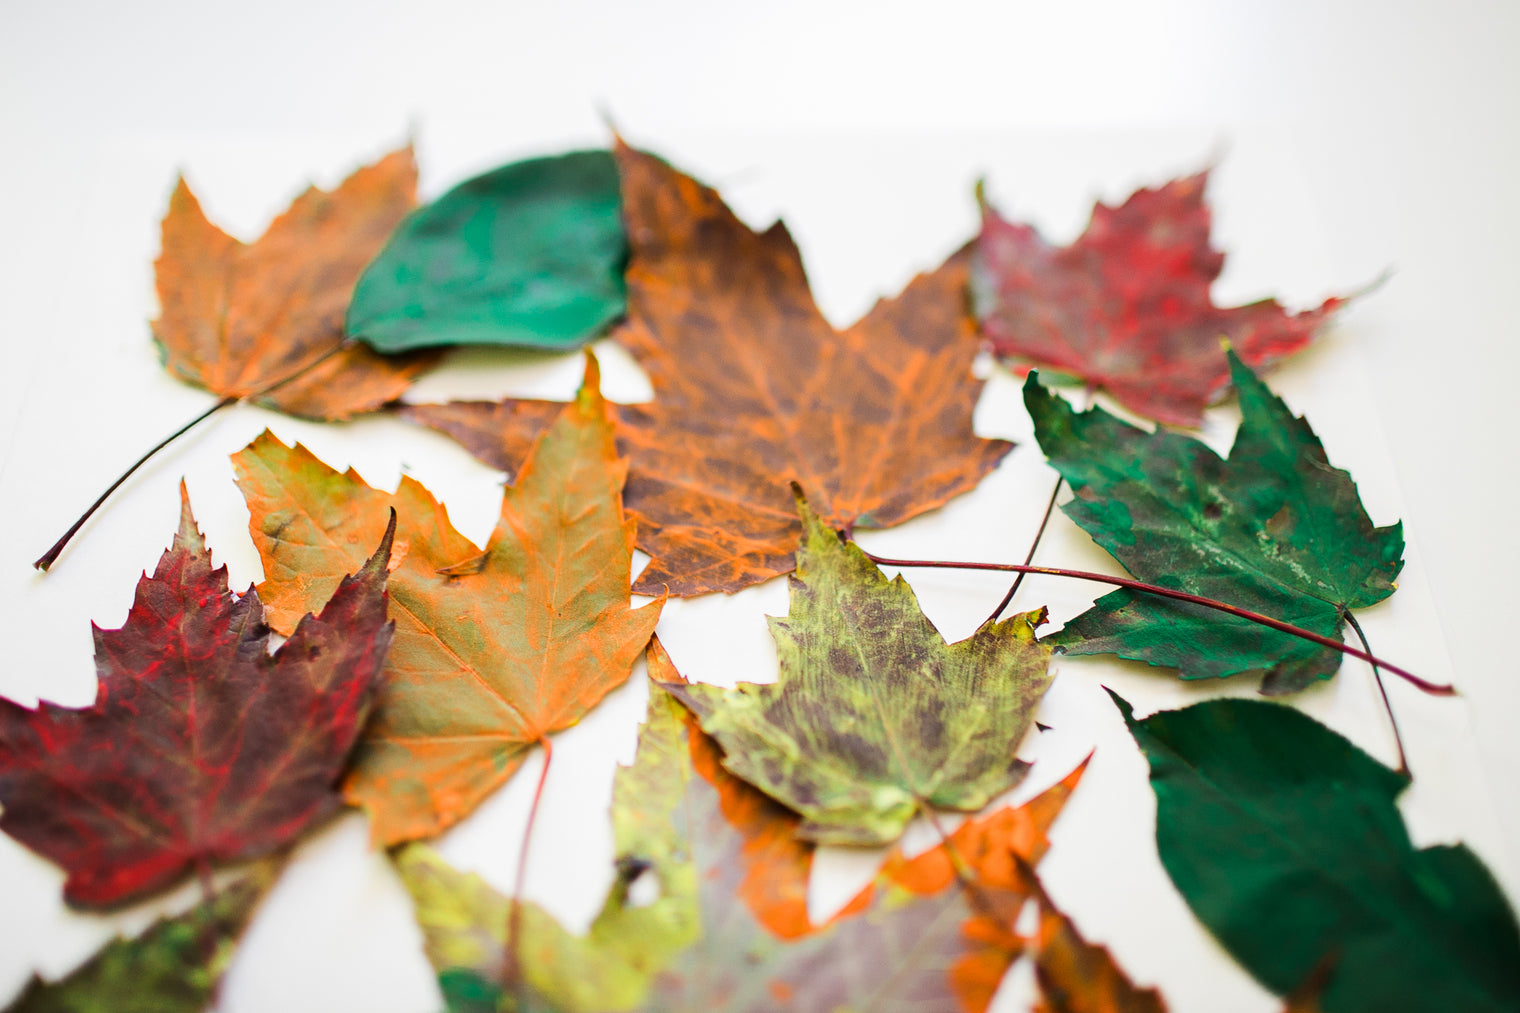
[397,672,1057,1013]
[662,491,1054,847]
[1026,350,1403,694]
[1113,691,1520,1012]
[6,863,274,1013]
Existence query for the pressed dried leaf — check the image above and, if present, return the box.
[404,141,1012,595]
[154,146,437,420]
[233,356,662,844]
[0,488,392,908]
[662,491,1054,846]
[5,863,276,1013]
[347,149,625,352]
[974,171,1345,427]
[1114,691,1520,1013]
[397,679,1084,1013]
[1029,352,1402,694]
[1025,870,1167,1013]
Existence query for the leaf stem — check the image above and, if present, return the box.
[505,735,553,999]
[33,396,236,571]
[987,473,1063,624]
[860,550,1454,697]
[987,383,1089,625]
[1344,611,1408,777]
[34,339,358,572]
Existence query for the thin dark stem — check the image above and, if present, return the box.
[34,339,358,572]
[987,473,1064,624]
[988,382,1090,625]
[1344,611,1408,777]
[861,551,1455,697]
[33,396,236,571]
[506,736,553,1000]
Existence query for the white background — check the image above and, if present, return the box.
[1,2,1517,1010]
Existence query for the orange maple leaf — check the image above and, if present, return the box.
[405,141,1012,595]
[155,146,436,420]
[233,356,663,844]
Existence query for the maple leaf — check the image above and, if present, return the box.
[4,862,276,1013]
[973,172,1345,427]
[1027,352,1403,695]
[154,146,438,420]
[402,140,1013,595]
[882,757,1090,1013]
[394,677,1085,1013]
[347,149,626,352]
[1112,690,1520,1013]
[660,490,1054,846]
[232,355,663,845]
[0,487,393,909]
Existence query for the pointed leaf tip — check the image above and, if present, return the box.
[575,349,605,415]
[360,507,398,579]
[1103,686,1137,727]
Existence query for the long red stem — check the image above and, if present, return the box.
[861,551,1454,697]
[506,736,553,997]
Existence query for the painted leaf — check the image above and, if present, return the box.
[974,172,1345,427]
[154,146,437,420]
[883,757,1090,1013]
[649,637,820,940]
[403,140,1013,595]
[0,486,393,908]
[1027,352,1402,694]
[396,678,1085,1013]
[5,862,275,1013]
[347,149,625,352]
[1023,869,1167,1013]
[661,491,1054,846]
[232,356,663,845]
[1113,691,1520,1013]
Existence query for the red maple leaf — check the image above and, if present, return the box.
[974,171,1347,427]
[0,485,395,908]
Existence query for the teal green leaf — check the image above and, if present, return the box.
[1113,690,1520,1013]
[346,150,624,352]
[663,491,1054,847]
[395,681,1000,1013]
[6,863,274,1013]
[1026,351,1403,694]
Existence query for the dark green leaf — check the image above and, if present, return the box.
[346,150,624,352]
[1113,690,1520,1013]
[6,863,274,1013]
[1027,351,1402,694]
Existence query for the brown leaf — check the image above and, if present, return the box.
[1025,867,1168,1013]
[232,356,663,844]
[154,147,437,420]
[404,142,1013,594]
